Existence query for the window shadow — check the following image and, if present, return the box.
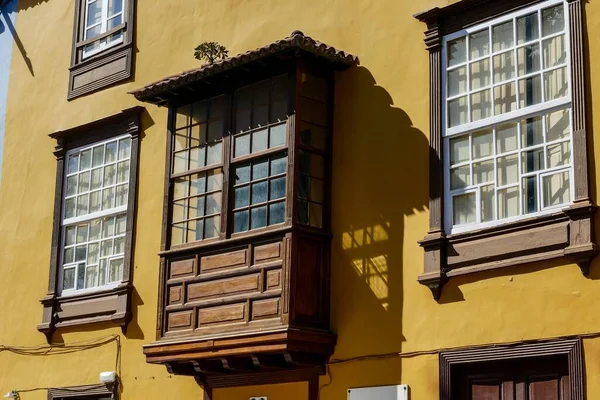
[323,65,429,393]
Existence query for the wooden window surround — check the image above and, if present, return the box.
[47,382,116,399]
[415,0,598,300]
[37,107,143,342]
[130,31,357,392]
[67,0,135,100]
[440,338,584,399]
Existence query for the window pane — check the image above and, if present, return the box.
[252,160,269,180]
[542,5,565,37]
[496,123,519,153]
[234,134,250,157]
[68,154,79,174]
[271,155,287,175]
[450,166,470,190]
[523,176,539,213]
[108,0,123,15]
[235,164,251,184]
[105,141,117,163]
[494,82,517,115]
[521,116,544,148]
[251,206,267,230]
[64,247,74,264]
[517,44,540,76]
[448,66,467,97]
[87,243,99,265]
[298,150,325,178]
[447,37,466,67]
[297,200,309,225]
[115,184,128,207]
[546,109,570,142]
[172,199,187,222]
[118,138,131,160]
[517,12,539,44]
[470,59,490,90]
[547,142,571,168]
[65,198,76,219]
[233,210,249,233]
[77,264,85,290]
[77,194,89,216]
[102,187,115,210]
[543,170,570,207]
[173,150,189,174]
[65,226,76,246]
[66,175,78,197]
[481,185,495,222]
[493,51,515,83]
[270,124,287,148]
[92,146,104,167]
[492,21,514,52]
[497,154,519,185]
[117,160,129,183]
[192,173,208,194]
[86,0,102,29]
[109,258,124,283]
[473,160,494,184]
[234,186,250,208]
[91,168,102,190]
[107,14,123,30]
[63,268,75,290]
[270,177,286,200]
[448,96,468,127]
[469,30,490,59]
[269,202,285,225]
[453,193,476,225]
[498,186,519,219]
[206,142,222,165]
[189,147,205,170]
[470,89,491,122]
[450,136,470,165]
[116,214,127,235]
[104,164,116,186]
[171,223,185,246]
[309,203,323,228]
[543,34,566,68]
[204,216,220,239]
[518,75,542,108]
[544,67,568,100]
[205,192,221,215]
[522,148,544,173]
[89,219,101,240]
[80,149,92,170]
[251,182,268,204]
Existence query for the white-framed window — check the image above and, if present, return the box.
[82,0,125,59]
[443,0,573,234]
[60,135,132,294]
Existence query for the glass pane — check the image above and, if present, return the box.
[517,12,539,44]
[208,120,223,143]
[176,105,191,129]
[270,124,286,148]
[77,194,89,216]
[492,21,514,52]
[470,59,490,90]
[496,123,519,153]
[522,148,544,173]
[173,150,189,174]
[191,173,208,195]
[234,186,250,209]
[65,226,76,246]
[298,175,309,200]
[102,187,115,210]
[188,197,203,220]
[77,264,86,289]
[115,184,128,207]
[497,154,519,185]
[187,219,203,242]
[205,192,221,215]
[108,0,123,15]
[494,82,517,115]
[235,164,251,184]
[63,247,74,264]
[250,206,268,230]
[233,210,249,233]
[66,175,78,196]
[452,193,476,225]
[473,160,494,184]
[298,151,325,178]
[542,5,565,37]
[68,154,79,175]
[65,198,76,219]
[85,265,98,289]
[518,75,542,108]
[448,96,468,127]
[105,141,117,163]
[99,259,107,286]
[76,224,88,243]
[547,142,571,167]
[206,142,222,165]
[481,185,495,222]
[204,216,220,239]
[118,138,131,160]
[103,216,115,237]
[498,186,519,219]
[63,268,75,290]
[103,164,116,186]
[450,136,470,165]
[92,146,104,167]
[448,66,467,97]
[521,116,544,147]
[109,258,124,283]
[172,199,187,222]
[116,214,127,235]
[251,182,268,204]
[80,149,92,170]
[89,219,101,240]
[252,160,269,180]
[107,14,123,31]
[517,44,540,76]
[450,166,470,190]
[546,109,570,141]
[544,67,568,100]
[493,51,515,83]
[523,176,539,213]
[270,177,286,200]
[472,130,493,159]
[189,147,205,170]
[192,100,208,124]
[75,246,87,262]
[252,129,268,153]
[543,34,566,68]
[448,37,466,67]
[87,242,99,265]
[117,160,129,183]
[543,170,570,207]
[469,30,490,59]
[171,223,185,246]
[269,202,285,225]
[90,190,102,213]
[311,179,325,203]
[174,177,189,199]
[271,155,287,175]
[86,0,102,28]
[309,203,323,228]
[78,172,90,193]
[191,124,207,147]
[297,200,309,225]
[470,89,491,122]
[234,134,250,157]
[91,168,102,190]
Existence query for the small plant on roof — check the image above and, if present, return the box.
[194,42,229,64]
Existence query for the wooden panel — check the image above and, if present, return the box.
[198,303,246,325]
[294,238,321,320]
[170,258,195,279]
[471,383,500,399]
[168,310,193,330]
[200,249,247,272]
[251,298,280,320]
[187,274,260,301]
[254,242,281,263]
[448,221,569,267]
[266,269,282,290]
[529,379,559,400]
[169,286,182,305]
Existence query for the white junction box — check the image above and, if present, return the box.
[348,385,408,400]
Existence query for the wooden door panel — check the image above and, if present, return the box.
[471,383,501,400]
[529,378,559,400]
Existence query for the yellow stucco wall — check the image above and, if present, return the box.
[2,0,600,399]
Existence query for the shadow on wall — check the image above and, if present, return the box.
[325,65,429,394]
[0,1,34,76]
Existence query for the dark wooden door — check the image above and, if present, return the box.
[452,356,570,400]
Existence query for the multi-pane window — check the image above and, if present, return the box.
[82,0,125,58]
[61,136,132,292]
[443,0,573,233]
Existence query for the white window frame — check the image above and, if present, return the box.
[442,0,575,234]
[59,134,131,296]
[82,0,125,59]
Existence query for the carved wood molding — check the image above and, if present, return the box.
[415,0,597,300]
[439,338,585,400]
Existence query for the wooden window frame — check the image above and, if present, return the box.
[67,0,135,100]
[47,383,116,399]
[38,107,143,343]
[415,0,598,300]
[439,338,584,399]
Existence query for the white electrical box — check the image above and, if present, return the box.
[348,385,408,400]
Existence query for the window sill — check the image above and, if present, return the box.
[418,201,599,300]
[37,283,132,340]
